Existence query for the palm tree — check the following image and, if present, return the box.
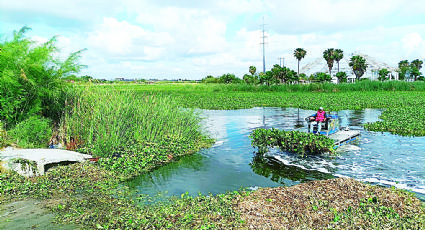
[398,60,409,80]
[411,59,423,71]
[323,48,335,76]
[410,59,423,81]
[349,55,368,81]
[249,66,256,76]
[293,48,307,77]
[334,49,344,73]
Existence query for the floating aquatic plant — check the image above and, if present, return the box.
[249,128,336,155]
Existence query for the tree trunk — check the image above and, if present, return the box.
[297,60,300,76]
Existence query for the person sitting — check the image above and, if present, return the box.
[309,107,327,134]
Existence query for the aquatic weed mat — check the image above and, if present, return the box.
[235,178,425,229]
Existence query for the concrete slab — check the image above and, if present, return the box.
[0,148,92,177]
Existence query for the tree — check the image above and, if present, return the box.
[270,65,299,84]
[334,49,344,73]
[81,75,93,81]
[410,67,422,81]
[0,26,86,128]
[378,69,390,81]
[249,66,256,76]
[336,72,347,83]
[294,48,307,77]
[271,64,284,83]
[299,73,307,81]
[259,71,276,86]
[397,60,409,80]
[323,48,335,76]
[312,72,332,83]
[201,75,219,83]
[219,73,241,84]
[411,59,423,81]
[349,55,368,81]
[243,74,256,84]
[411,59,423,71]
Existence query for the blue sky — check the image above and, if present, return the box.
[1,0,425,80]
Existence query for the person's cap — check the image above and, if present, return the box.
[319,107,323,110]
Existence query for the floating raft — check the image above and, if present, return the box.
[328,130,361,148]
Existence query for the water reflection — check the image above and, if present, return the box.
[250,154,334,185]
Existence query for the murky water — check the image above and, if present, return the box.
[127,107,425,201]
[0,200,79,230]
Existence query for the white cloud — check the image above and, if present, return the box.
[135,7,227,56]
[3,0,425,79]
[87,17,173,60]
[402,33,425,58]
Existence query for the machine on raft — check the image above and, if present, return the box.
[305,113,361,148]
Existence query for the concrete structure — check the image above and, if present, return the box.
[0,148,92,177]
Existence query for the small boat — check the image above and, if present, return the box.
[306,114,361,148]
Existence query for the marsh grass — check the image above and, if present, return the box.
[126,81,425,93]
[7,116,53,148]
[62,85,210,176]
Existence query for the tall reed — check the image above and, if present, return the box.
[63,85,205,159]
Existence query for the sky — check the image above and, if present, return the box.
[1,0,425,80]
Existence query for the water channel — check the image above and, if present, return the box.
[126,107,425,201]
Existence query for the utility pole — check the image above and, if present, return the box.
[278,57,285,67]
[260,17,267,74]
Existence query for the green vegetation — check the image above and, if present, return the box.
[0,26,85,129]
[62,85,212,178]
[0,121,6,148]
[8,116,52,148]
[11,158,38,175]
[110,82,425,136]
[249,128,335,155]
[334,48,344,73]
[349,55,368,80]
[294,48,307,76]
[364,106,425,136]
[2,26,425,229]
[323,48,336,76]
[0,163,246,229]
[378,68,391,81]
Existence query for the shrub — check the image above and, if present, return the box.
[8,116,52,148]
[0,26,85,128]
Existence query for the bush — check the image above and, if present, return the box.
[0,26,85,128]
[8,116,52,148]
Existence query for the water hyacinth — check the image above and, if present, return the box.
[249,128,335,155]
